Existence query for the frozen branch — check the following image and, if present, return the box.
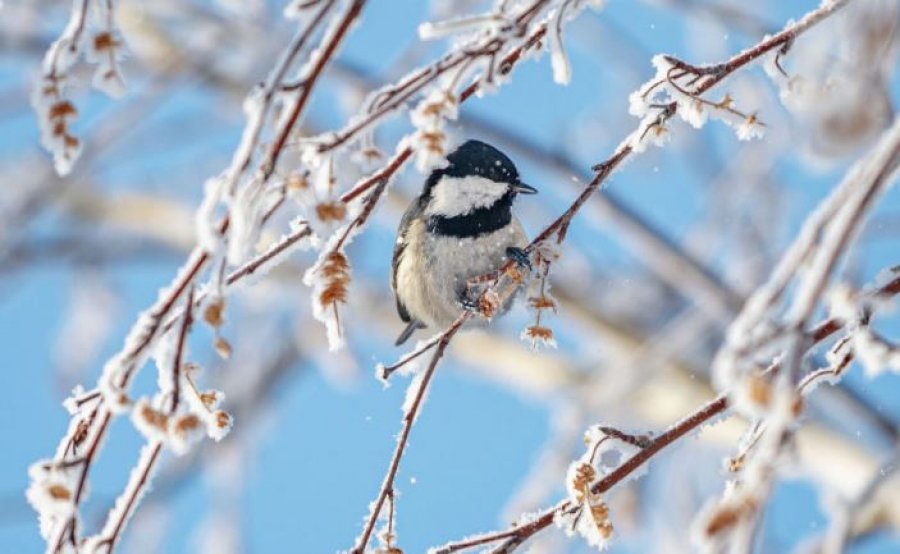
[350,316,467,553]
[431,266,900,554]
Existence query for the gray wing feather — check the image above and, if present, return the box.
[391,196,427,323]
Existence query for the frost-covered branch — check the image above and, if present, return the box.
[84,288,194,552]
[693,116,899,553]
[627,0,851,147]
[199,0,366,265]
[431,265,900,554]
[350,316,467,553]
[28,246,206,552]
[307,0,554,157]
[512,0,855,257]
[430,394,726,554]
[320,1,570,205]
[26,1,365,550]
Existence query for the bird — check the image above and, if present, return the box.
[391,139,537,346]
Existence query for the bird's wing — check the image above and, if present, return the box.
[392,243,411,323]
[391,197,426,323]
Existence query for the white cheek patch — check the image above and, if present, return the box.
[425,175,509,218]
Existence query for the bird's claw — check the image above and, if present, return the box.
[460,292,482,311]
[505,246,532,272]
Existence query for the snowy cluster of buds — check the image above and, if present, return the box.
[182,369,234,443]
[410,88,458,173]
[86,27,127,98]
[566,462,613,544]
[693,487,761,550]
[32,85,81,177]
[291,158,351,238]
[130,368,231,454]
[626,55,765,153]
[26,459,80,541]
[33,0,128,176]
[556,425,643,550]
[132,398,200,454]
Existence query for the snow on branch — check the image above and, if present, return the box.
[554,426,649,549]
[300,0,603,166]
[350,316,467,553]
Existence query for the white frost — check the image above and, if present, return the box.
[226,178,266,265]
[547,6,572,86]
[26,461,78,540]
[852,329,900,378]
[402,368,430,422]
[195,176,227,255]
[628,54,766,143]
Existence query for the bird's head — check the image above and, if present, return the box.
[422,139,536,219]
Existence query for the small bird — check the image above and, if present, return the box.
[391,139,536,345]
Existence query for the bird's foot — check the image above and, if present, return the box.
[505,246,532,272]
[460,289,482,311]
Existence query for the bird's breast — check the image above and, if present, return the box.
[395,218,527,329]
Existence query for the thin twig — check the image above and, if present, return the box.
[351,316,467,553]
[312,0,549,155]
[261,0,367,180]
[432,395,728,554]
[91,288,195,551]
[225,224,313,285]
[231,0,337,182]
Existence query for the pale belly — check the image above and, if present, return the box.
[395,219,528,329]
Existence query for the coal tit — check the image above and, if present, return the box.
[391,139,537,345]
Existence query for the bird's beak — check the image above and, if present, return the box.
[514,181,537,194]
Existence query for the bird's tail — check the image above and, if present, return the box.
[395,321,425,346]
